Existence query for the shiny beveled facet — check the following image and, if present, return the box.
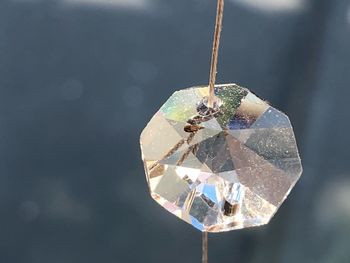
[140,84,302,232]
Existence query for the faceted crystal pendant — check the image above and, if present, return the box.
[140,84,302,233]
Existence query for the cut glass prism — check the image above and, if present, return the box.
[140,84,302,232]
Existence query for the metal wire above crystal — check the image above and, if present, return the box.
[208,0,225,109]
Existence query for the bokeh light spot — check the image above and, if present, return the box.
[61,0,152,10]
[123,86,144,109]
[19,201,40,222]
[60,79,84,101]
[128,61,158,84]
[315,178,350,227]
[231,0,307,13]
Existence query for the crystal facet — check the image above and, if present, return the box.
[140,84,302,232]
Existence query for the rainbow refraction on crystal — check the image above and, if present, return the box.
[140,84,302,232]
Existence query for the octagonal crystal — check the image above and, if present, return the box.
[140,84,302,232]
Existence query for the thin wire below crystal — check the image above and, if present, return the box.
[202,232,208,263]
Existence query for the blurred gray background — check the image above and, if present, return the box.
[0,0,349,262]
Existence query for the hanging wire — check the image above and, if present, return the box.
[208,0,225,108]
